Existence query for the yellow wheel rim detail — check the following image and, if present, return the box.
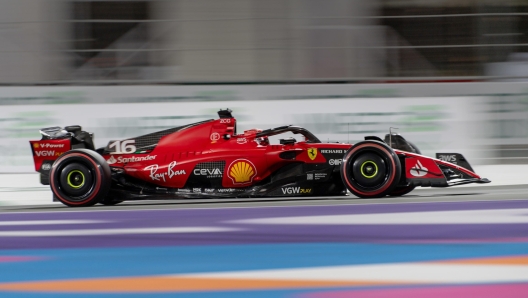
[360,161,378,178]
[67,170,85,189]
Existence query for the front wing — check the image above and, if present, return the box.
[397,151,490,187]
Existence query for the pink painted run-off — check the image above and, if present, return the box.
[0,256,41,263]
[302,283,528,298]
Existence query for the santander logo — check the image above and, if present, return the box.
[107,156,117,165]
[410,160,428,177]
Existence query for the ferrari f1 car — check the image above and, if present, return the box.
[30,109,490,207]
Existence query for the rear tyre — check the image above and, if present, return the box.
[340,141,401,198]
[50,149,111,207]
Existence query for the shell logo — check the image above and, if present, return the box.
[228,159,257,184]
[33,143,39,149]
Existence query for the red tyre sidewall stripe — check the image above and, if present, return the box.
[50,153,102,206]
[343,143,397,196]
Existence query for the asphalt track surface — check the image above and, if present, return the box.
[0,185,527,297]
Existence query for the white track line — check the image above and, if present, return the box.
[0,227,240,237]
[187,263,528,284]
[232,208,528,225]
[0,220,107,226]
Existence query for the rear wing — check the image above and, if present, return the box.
[29,126,95,185]
[30,139,71,185]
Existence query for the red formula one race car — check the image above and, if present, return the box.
[30,109,490,207]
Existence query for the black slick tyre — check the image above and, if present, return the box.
[340,141,401,198]
[389,140,419,196]
[50,149,111,207]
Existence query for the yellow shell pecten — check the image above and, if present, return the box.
[229,161,255,183]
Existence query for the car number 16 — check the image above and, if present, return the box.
[108,140,137,154]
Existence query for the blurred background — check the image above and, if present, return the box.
[1,0,528,172]
[3,0,528,83]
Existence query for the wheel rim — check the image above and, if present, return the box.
[57,161,95,201]
[66,170,85,189]
[346,148,392,192]
[360,161,378,178]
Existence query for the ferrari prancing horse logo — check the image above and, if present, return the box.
[307,148,317,160]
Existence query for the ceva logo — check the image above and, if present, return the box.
[228,159,256,184]
[194,168,223,176]
[410,160,428,177]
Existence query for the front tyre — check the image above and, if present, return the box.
[50,149,111,207]
[340,141,401,198]
[389,140,419,196]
